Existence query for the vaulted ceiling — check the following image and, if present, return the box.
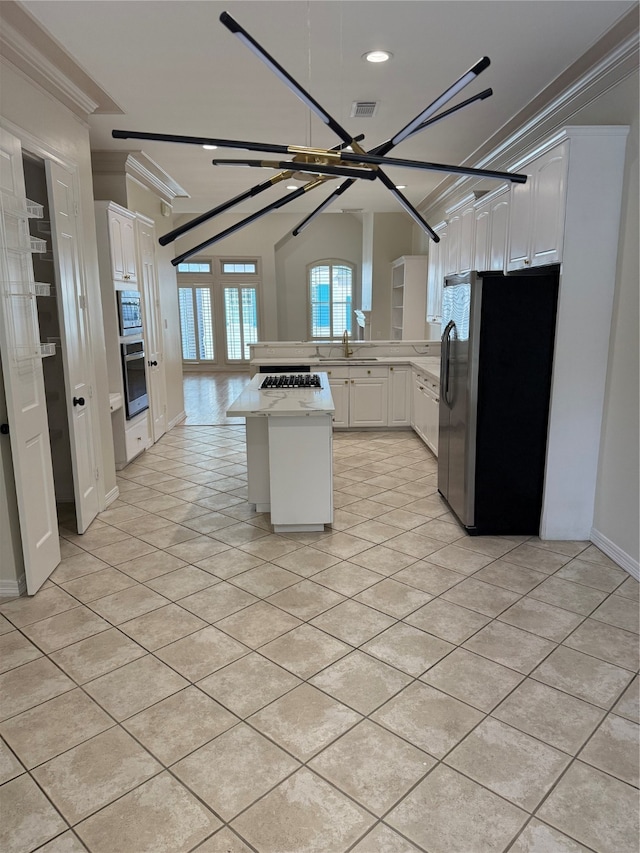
[19,1,638,221]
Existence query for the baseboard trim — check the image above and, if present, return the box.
[0,573,26,598]
[168,411,187,431]
[104,485,120,507]
[590,527,639,580]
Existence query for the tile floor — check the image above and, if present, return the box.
[1,425,638,853]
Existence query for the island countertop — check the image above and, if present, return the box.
[227,372,335,417]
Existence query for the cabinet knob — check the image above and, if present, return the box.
[367,369,371,374]
[344,380,348,384]
[327,370,331,375]
[524,259,531,266]
[123,274,131,280]
[390,367,393,371]
[351,380,354,384]
[0,423,9,435]
[73,396,85,407]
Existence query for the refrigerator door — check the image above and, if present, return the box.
[438,274,479,526]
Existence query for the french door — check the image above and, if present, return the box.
[179,275,260,367]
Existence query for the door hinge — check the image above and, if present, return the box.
[95,467,100,480]
[88,385,94,398]
[78,294,86,310]
[74,203,79,217]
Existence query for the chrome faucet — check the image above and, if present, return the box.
[342,330,353,358]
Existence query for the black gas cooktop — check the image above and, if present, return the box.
[259,374,322,389]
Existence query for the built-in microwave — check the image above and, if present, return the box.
[116,289,144,336]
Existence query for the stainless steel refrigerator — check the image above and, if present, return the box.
[438,267,559,535]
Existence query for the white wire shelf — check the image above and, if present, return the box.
[26,199,44,219]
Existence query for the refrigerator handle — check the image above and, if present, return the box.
[442,320,455,406]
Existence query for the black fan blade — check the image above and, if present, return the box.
[212,158,376,181]
[112,129,294,155]
[172,180,324,265]
[406,89,493,138]
[220,11,354,146]
[292,179,355,236]
[376,170,439,242]
[381,56,490,153]
[336,151,527,184]
[159,176,282,247]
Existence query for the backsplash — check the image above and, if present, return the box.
[250,340,441,361]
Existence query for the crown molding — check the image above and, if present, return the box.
[420,7,639,215]
[91,150,190,203]
[0,1,122,119]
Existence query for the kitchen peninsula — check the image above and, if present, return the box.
[227,372,334,532]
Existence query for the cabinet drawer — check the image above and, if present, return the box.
[124,414,149,461]
[349,365,388,379]
[324,366,349,380]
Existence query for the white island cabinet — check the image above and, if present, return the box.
[227,373,334,532]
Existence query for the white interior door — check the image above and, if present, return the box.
[0,127,60,593]
[46,160,98,533]
[137,218,166,442]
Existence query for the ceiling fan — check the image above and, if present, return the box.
[113,11,527,266]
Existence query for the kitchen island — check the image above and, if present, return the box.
[227,372,334,532]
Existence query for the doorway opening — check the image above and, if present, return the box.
[22,152,76,532]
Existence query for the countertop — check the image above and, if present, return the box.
[251,356,441,384]
[227,372,335,417]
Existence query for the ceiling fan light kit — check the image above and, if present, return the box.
[112,10,527,265]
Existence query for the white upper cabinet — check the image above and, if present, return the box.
[473,184,510,272]
[390,255,428,340]
[426,222,447,324]
[506,139,569,271]
[107,205,138,284]
[444,194,477,276]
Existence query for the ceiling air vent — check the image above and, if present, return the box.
[350,100,378,118]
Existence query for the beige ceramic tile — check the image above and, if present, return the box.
[509,819,592,852]
[613,674,639,722]
[423,543,495,575]
[309,719,434,815]
[591,594,639,633]
[155,626,248,680]
[249,683,361,761]
[527,575,608,614]
[445,717,571,810]
[421,648,523,712]
[145,565,219,599]
[580,713,639,786]
[75,772,221,853]
[350,823,424,852]
[195,548,264,578]
[198,652,300,718]
[270,545,342,576]
[311,561,382,596]
[91,536,160,565]
[239,534,301,561]
[267,579,345,620]
[228,563,300,596]
[89,584,169,624]
[83,654,188,720]
[472,560,548,593]
[173,723,299,819]
[230,768,374,853]
[213,600,301,648]
[391,561,466,595]
[310,600,396,646]
[362,622,454,677]
[386,764,527,853]
[0,657,74,721]
[354,578,431,618]
[405,598,490,644]
[124,686,238,765]
[60,568,137,603]
[0,774,67,853]
[348,544,417,575]
[0,630,43,673]
[0,688,113,769]
[502,543,571,574]
[562,618,639,670]
[442,577,522,616]
[50,552,111,584]
[0,738,23,785]
[615,576,639,601]
[259,624,351,679]
[371,681,483,758]
[0,586,79,628]
[21,606,110,653]
[463,620,556,674]
[27,830,89,852]
[493,677,605,753]
[537,760,639,853]
[532,645,634,709]
[555,557,629,591]
[192,828,253,852]
[116,550,187,582]
[119,603,207,650]
[49,627,146,683]
[179,582,257,623]
[310,651,412,714]
[33,726,162,824]
[498,596,585,641]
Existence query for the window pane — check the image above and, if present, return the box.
[309,262,352,339]
[224,287,242,360]
[177,262,211,273]
[222,261,257,274]
[195,288,215,360]
[178,288,196,360]
[241,288,258,360]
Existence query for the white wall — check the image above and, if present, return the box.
[370,213,415,340]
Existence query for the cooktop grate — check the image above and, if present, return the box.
[259,374,322,389]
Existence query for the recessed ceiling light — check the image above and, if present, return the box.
[363,50,392,64]
[202,144,217,150]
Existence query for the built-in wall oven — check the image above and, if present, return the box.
[116,289,144,337]
[121,339,149,419]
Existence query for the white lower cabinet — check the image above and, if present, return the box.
[412,369,439,456]
[112,409,150,469]
[326,365,389,428]
[388,365,412,426]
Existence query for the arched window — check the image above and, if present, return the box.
[308,260,354,340]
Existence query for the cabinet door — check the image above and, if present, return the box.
[489,195,510,272]
[108,209,137,283]
[121,217,138,282]
[137,219,166,442]
[328,377,349,427]
[506,178,533,271]
[458,206,475,274]
[445,215,461,276]
[531,142,568,267]
[424,387,440,456]
[350,377,388,427]
[474,206,490,272]
[388,366,411,426]
[427,228,446,323]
